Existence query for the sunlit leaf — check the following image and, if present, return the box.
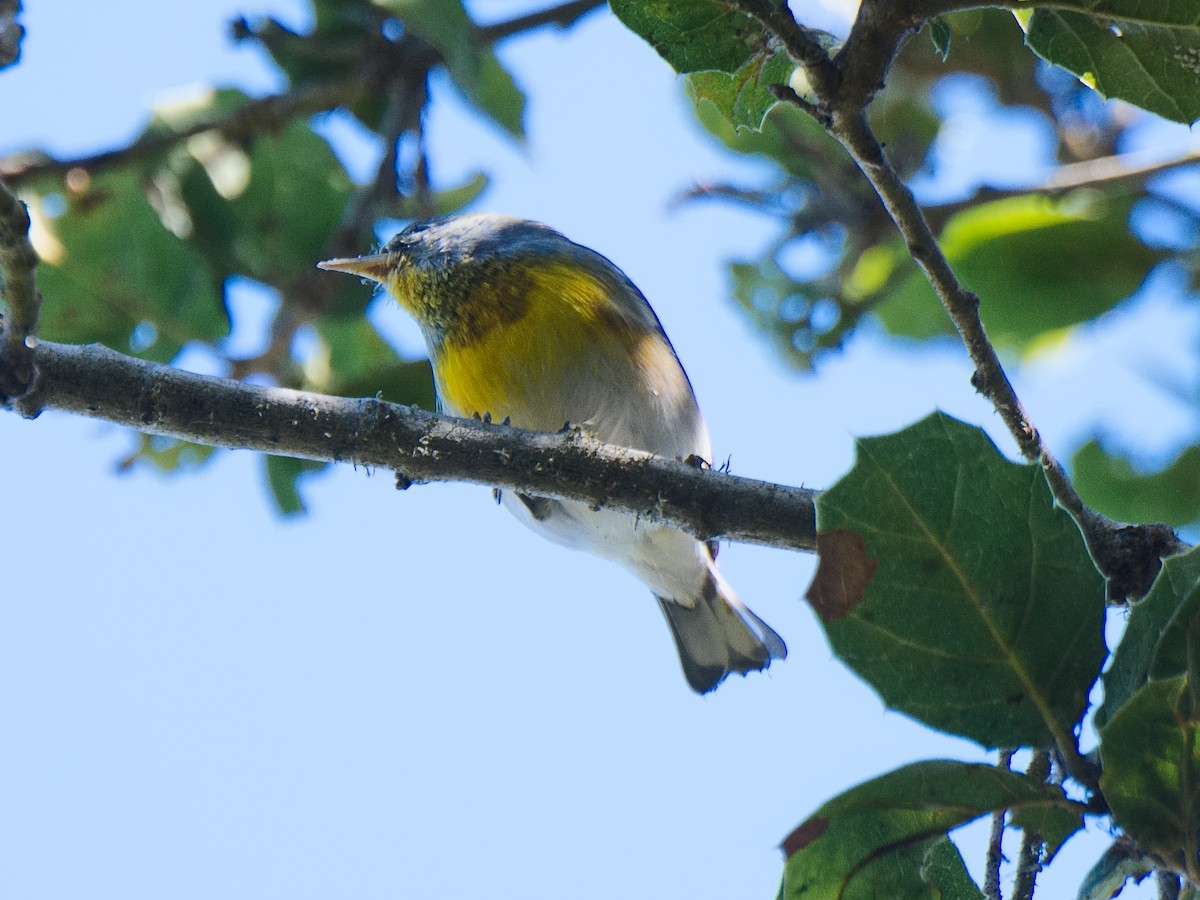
[876,193,1161,350]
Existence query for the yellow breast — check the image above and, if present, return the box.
[432,262,636,432]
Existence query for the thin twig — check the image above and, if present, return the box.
[1011,750,1050,900]
[476,0,605,44]
[0,77,363,187]
[921,145,1200,233]
[985,748,1015,900]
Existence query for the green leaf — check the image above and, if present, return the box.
[1096,546,1200,729]
[876,193,1161,351]
[1073,439,1200,527]
[387,170,490,221]
[151,88,355,290]
[1024,2,1200,124]
[780,760,1079,900]
[928,17,952,60]
[919,836,985,898]
[686,48,794,132]
[375,0,525,138]
[693,93,843,179]
[1099,675,1200,858]
[264,454,328,516]
[610,0,768,74]
[1077,839,1157,900]
[310,314,435,409]
[32,169,226,362]
[125,434,220,474]
[809,412,1107,748]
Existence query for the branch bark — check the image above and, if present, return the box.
[9,339,818,553]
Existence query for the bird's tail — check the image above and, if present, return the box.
[656,569,786,694]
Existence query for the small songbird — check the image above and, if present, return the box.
[319,213,785,692]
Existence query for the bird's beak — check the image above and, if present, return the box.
[317,253,391,284]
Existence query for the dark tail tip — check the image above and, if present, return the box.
[656,580,785,694]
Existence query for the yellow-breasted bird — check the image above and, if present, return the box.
[318,213,785,693]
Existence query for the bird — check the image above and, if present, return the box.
[318,213,785,693]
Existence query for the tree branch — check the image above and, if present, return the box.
[923,146,1200,232]
[0,76,364,188]
[8,339,818,552]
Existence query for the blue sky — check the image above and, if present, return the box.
[3,2,1198,898]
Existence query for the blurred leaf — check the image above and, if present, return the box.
[265,454,328,516]
[311,314,435,408]
[1099,675,1200,857]
[1073,439,1200,527]
[692,94,844,179]
[388,170,489,221]
[896,10,1050,114]
[728,258,860,370]
[780,760,1078,900]
[241,10,374,88]
[123,434,220,474]
[376,0,525,139]
[1077,839,1157,900]
[686,48,793,133]
[1096,546,1200,729]
[610,0,767,73]
[159,89,354,289]
[810,412,1106,747]
[33,169,225,362]
[928,18,951,61]
[1024,3,1200,124]
[222,124,353,286]
[876,193,1161,351]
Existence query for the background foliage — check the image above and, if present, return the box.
[4,0,1200,897]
